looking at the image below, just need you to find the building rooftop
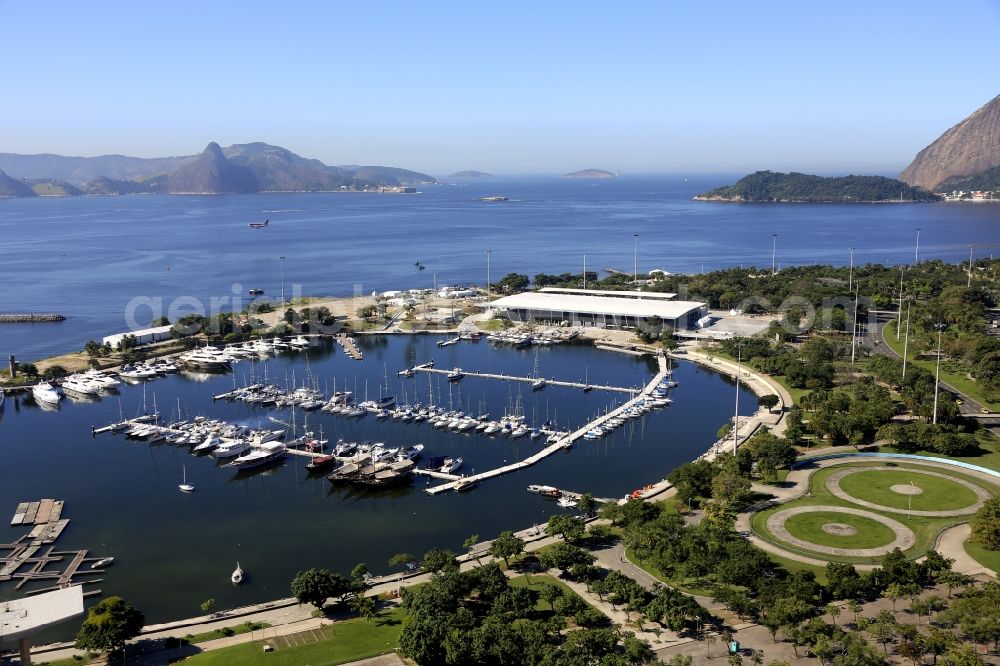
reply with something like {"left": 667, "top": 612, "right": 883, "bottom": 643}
{"left": 538, "top": 288, "right": 677, "bottom": 300}
{"left": 490, "top": 292, "right": 705, "bottom": 320}
{"left": 0, "top": 586, "right": 84, "bottom": 644}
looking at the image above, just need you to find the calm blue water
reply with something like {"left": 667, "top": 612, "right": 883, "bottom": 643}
{"left": 1, "top": 175, "right": 998, "bottom": 361}
{"left": 0, "top": 336, "right": 755, "bottom": 631}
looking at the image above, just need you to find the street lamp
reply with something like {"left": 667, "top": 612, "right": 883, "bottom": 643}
{"left": 968, "top": 243, "right": 975, "bottom": 288}
{"left": 848, "top": 247, "right": 855, "bottom": 291}
{"left": 279, "top": 256, "right": 286, "bottom": 306}
{"left": 932, "top": 323, "right": 946, "bottom": 425}
{"left": 486, "top": 250, "right": 492, "bottom": 301}
{"left": 914, "top": 227, "right": 921, "bottom": 264}
{"left": 771, "top": 233, "right": 778, "bottom": 276}
{"left": 733, "top": 343, "right": 742, "bottom": 455}
{"left": 633, "top": 234, "right": 639, "bottom": 286}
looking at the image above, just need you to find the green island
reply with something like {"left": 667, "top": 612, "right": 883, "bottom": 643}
{"left": 694, "top": 170, "right": 940, "bottom": 202}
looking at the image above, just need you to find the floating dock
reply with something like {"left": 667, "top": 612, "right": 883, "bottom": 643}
{"left": 424, "top": 353, "right": 670, "bottom": 494}
{"left": 336, "top": 335, "right": 364, "bottom": 360}
{"left": 412, "top": 366, "right": 638, "bottom": 394}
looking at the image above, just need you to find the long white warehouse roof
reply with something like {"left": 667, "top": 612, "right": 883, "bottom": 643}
{"left": 490, "top": 292, "right": 705, "bottom": 319}
{"left": 538, "top": 288, "right": 677, "bottom": 300}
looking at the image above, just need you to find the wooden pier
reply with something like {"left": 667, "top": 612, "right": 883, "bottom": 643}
{"left": 412, "top": 366, "right": 638, "bottom": 394}
{"left": 336, "top": 335, "right": 364, "bottom": 361}
{"left": 424, "top": 353, "right": 670, "bottom": 494}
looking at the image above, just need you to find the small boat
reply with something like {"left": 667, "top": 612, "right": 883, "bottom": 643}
{"left": 91, "top": 556, "right": 115, "bottom": 569}
{"left": 539, "top": 487, "right": 562, "bottom": 498}
{"left": 249, "top": 288, "right": 264, "bottom": 296}
{"left": 231, "top": 562, "right": 244, "bottom": 584}
{"left": 532, "top": 378, "right": 546, "bottom": 391}
{"left": 440, "top": 457, "right": 463, "bottom": 474}
{"left": 557, "top": 496, "right": 578, "bottom": 509}
{"left": 32, "top": 382, "right": 62, "bottom": 405}
{"left": 446, "top": 367, "right": 465, "bottom": 382}
{"left": 306, "top": 454, "right": 338, "bottom": 472}
{"left": 528, "top": 484, "right": 559, "bottom": 494}
{"left": 397, "top": 444, "right": 425, "bottom": 461}
{"left": 179, "top": 465, "right": 195, "bottom": 493}
{"left": 398, "top": 367, "right": 415, "bottom": 377}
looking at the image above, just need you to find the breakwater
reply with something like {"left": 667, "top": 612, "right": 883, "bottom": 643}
{"left": 0, "top": 313, "right": 65, "bottom": 323}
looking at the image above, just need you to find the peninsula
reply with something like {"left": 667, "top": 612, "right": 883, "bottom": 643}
{"left": 694, "top": 170, "right": 939, "bottom": 203}
{"left": 448, "top": 170, "right": 493, "bottom": 178}
{"left": 563, "top": 169, "right": 616, "bottom": 179}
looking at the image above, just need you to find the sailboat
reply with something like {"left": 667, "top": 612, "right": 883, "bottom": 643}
{"left": 179, "top": 465, "right": 195, "bottom": 493}
{"left": 231, "top": 562, "right": 244, "bottom": 584}
{"left": 531, "top": 348, "right": 545, "bottom": 390}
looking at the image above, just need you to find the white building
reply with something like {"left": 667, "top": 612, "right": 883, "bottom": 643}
{"left": 102, "top": 325, "right": 173, "bottom": 348}
{"left": 489, "top": 290, "right": 706, "bottom": 330}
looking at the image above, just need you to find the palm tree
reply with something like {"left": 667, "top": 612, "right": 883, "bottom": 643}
{"left": 351, "top": 594, "right": 376, "bottom": 622}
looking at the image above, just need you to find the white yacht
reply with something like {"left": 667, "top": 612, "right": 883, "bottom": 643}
{"left": 289, "top": 335, "right": 310, "bottom": 349}
{"left": 232, "top": 442, "right": 287, "bottom": 470}
{"left": 61, "top": 376, "right": 102, "bottom": 396}
{"left": 213, "top": 438, "right": 252, "bottom": 459}
{"left": 80, "top": 370, "right": 121, "bottom": 389}
{"left": 440, "top": 457, "right": 463, "bottom": 474}
{"left": 32, "top": 382, "right": 62, "bottom": 405}
{"left": 231, "top": 562, "right": 244, "bottom": 585}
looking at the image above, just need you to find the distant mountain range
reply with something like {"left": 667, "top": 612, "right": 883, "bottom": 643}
{"left": 900, "top": 93, "right": 1000, "bottom": 191}
{"left": 695, "top": 171, "right": 939, "bottom": 203}
{"left": 0, "top": 142, "right": 437, "bottom": 197}
{"left": 448, "top": 170, "right": 493, "bottom": 178}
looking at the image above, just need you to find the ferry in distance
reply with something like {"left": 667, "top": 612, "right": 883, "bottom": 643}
{"left": 248, "top": 219, "right": 269, "bottom": 229}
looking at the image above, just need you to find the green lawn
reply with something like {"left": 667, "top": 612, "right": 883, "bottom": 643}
{"left": 965, "top": 540, "right": 1000, "bottom": 575}
{"left": 783, "top": 511, "right": 897, "bottom": 549}
{"left": 750, "top": 461, "right": 997, "bottom": 564}
{"left": 837, "top": 469, "right": 980, "bottom": 511}
{"left": 184, "top": 621, "right": 271, "bottom": 644}
{"left": 181, "top": 605, "right": 405, "bottom": 666}
{"left": 623, "top": 546, "right": 716, "bottom": 597}
{"left": 509, "top": 574, "right": 595, "bottom": 613}
{"left": 883, "top": 321, "right": 1000, "bottom": 411}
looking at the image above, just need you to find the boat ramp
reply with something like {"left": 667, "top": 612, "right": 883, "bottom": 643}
{"left": 423, "top": 353, "right": 670, "bottom": 494}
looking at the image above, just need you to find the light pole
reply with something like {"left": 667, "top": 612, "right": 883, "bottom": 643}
{"left": 486, "top": 250, "right": 492, "bottom": 301}
{"left": 901, "top": 299, "right": 911, "bottom": 380}
{"left": 968, "top": 243, "right": 975, "bottom": 288}
{"left": 850, "top": 286, "right": 860, "bottom": 365}
{"left": 279, "top": 255, "right": 286, "bottom": 307}
{"left": 932, "top": 323, "right": 946, "bottom": 424}
{"left": 896, "top": 266, "right": 904, "bottom": 340}
{"left": 633, "top": 234, "right": 639, "bottom": 286}
{"left": 914, "top": 227, "right": 921, "bottom": 264}
{"left": 848, "top": 247, "right": 855, "bottom": 291}
{"left": 771, "top": 233, "right": 778, "bottom": 276}
{"left": 733, "top": 343, "right": 742, "bottom": 455}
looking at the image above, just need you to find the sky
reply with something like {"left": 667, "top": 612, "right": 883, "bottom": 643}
{"left": 1, "top": 1, "right": 998, "bottom": 174}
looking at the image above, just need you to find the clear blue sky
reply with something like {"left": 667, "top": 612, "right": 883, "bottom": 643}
{"left": 1, "top": 0, "right": 998, "bottom": 174}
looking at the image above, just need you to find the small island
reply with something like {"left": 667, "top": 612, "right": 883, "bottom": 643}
{"left": 694, "top": 170, "right": 940, "bottom": 203}
{"left": 449, "top": 170, "right": 493, "bottom": 178}
{"left": 563, "top": 169, "right": 616, "bottom": 179}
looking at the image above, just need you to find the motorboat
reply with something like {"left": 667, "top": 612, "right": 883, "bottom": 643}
{"left": 440, "top": 457, "right": 463, "bottom": 474}
{"left": 91, "top": 557, "right": 115, "bottom": 569}
{"left": 305, "top": 454, "right": 339, "bottom": 472}
{"left": 178, "top": 348, "right": 231, "bottom": 371}
{"left": 289, "top": 335, "right": 310, "bottom": 349}
{"left": 231, "top": 562, "right": 244, "bottom": 584}
{"left": 193, "top": 436, "right": 221, "bottom": 454}
{"left": 557, "top": 496, "right": 578, "bottom": 509}
{"left": 446, "top": 367, "right": 465, "bottom": 381}
{"left": 532, "top": 378, "right": 546, "bottom": 391}
{"left": 232, "top": 442, "right": 287, "bottom": 470}
{"left": 32, "top": 382, "right": 62, "bottom": 405}
{"left": 528, "top": 484, "right": 559, "bottom": 494}
{"left": 213, "top": 438, "right": 252, "bottom": 459}
{"left": 397, "top": 444, "right": 424, "bottom": 461}
{"left": 334, "top": 440, "right": 358, "bottom": 457}
{"left": 398, "top": 367, "right": 415, "bottom": 378}
{"left": 61, "top": 376, "right": 102, "bottom": 396}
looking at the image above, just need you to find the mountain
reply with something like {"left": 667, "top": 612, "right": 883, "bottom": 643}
{"left": 695, "top": 171, "right": 939, "bottom": 203}
{"left": 0, "top": 169, "right": 37, "bottom": 197}
{"left": 0, "top": 142, "right": 436, "bottom": 194}
{"left": 563, "top": 169, "right": 616, "bottom": 179}
{"left": 167, "top": 143, "right": 259, "bottom": 194}
{"left": 938, "top": 165, "right": 1000, "bottom": 193}
{"left": 28, "top": 179, "right": 83, "bottom": 197}
{"left": 900, "top": 93, "right": 1000, "bottom": 190}
{"left": 449, "top": 170, "right": 493, "bottom": 178}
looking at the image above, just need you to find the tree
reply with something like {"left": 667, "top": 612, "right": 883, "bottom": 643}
{"left": 42, "top": 365, "right": 67, "bottom": 381}
{"left": 668, "top": 655, "right": 693, "bottom": 666}
{"left": 667, "top": 460, "right": 714, "bottom": 504}
{"left": 539, "top": 542, "right": 595, "bottom": 576}
{"left": 867, "top": 612, "right": 896, "bottom": 654}
{"left": 898, "top": 639, "right": 927, "bottom": 666}
{"left": 290, "top": 568, "right": 350, "bottom": 609}
{"left": 548, "top": 514, "right": 586, "bottom": 543}
{"left": 464, "top": 534, "right": 481, "bottom": 564}
{"left": 350, "top": 594, "right": 376, "bottom": 622}
{"left": 388, "top": 552, "right": 416, "bottom": 577}
{"left": 539, "top": 582, "right": 563, "bottom": 610}
{"left": 74, "top": 596, "right": 145, "bottom": 655}
{"left": 200, "top": 598, "right": 216, "bottom": 616}
{"left": 885, "top": 582, "right": 904, "bottom": 612}
{"left": 971, "top": 497, "right": 1000, "bottom": 550}
{"left": 824, "top": 602, "right": 841, "bottom": 626}
{"left": 488, "top": 531, "right": 524, "bottom": 567}
{"left": 847, "top": 599, "right": 863, "bottom": 625}
{"left": 577, "top": 493, "right": 597, "bottom": 516}
{"left": 940, "top": 644, "right": 987, "bottom": 666}
{"left": 706, "top": 634, "right": 716, "bottom": 658}
{"left": 937, "top": 571, "right": 973, "bottom": 598}
{"left": 421, "top": 548, "right": 458, "bottom": 574}
{"left": 923, "top": 626, "right": 956, "bottom": 665}
{"left": 758, "top": 394, "right": 780, "bottom": 412}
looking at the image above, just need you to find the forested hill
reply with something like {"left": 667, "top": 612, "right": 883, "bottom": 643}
{"left": 695, "top": 171, "right": 940, "bottom": 203}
